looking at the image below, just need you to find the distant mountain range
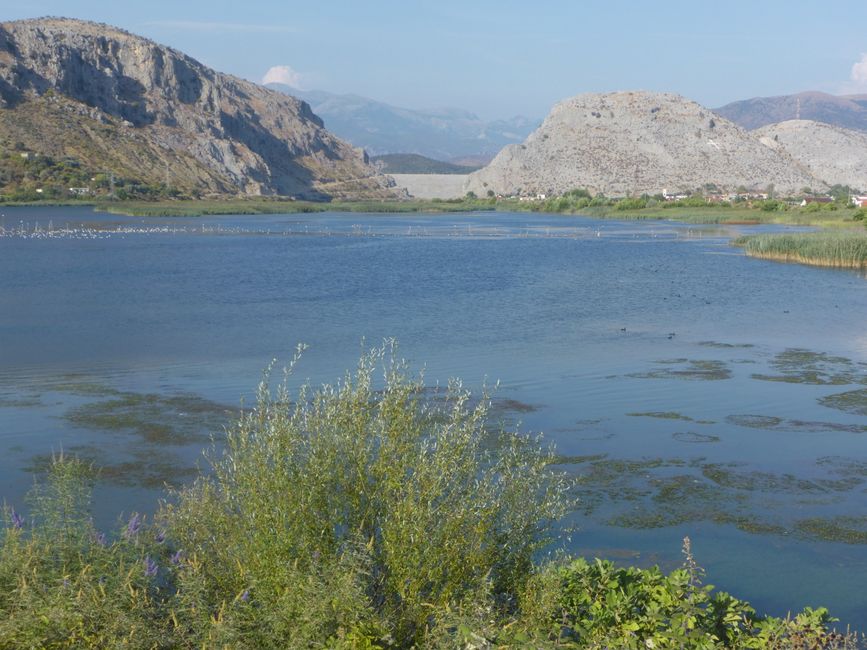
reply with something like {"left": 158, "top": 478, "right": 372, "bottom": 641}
{"left": 370, "top": 154, "right": 480, "bottom": 175}
{"left": 267, "top": 86, "right": 536, "bottom": 164}
{"left": 715, "top": 91, "right": 867, "bottom": 132}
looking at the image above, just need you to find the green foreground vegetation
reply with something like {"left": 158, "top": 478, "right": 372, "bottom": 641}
{"left": 1, "top": 346, "right": 861, "bottom": 648}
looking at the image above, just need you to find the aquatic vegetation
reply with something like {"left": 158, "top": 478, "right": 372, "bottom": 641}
{"left": 672, "top": 431, "right": 720, "bottom": 443}
{"left": 726, "top": 414, "right": 785, "bottom": 429}
{"left": 696, "top": 341, "right": 755, "bottom": 349}
{"left": 725, "top": 413, "right": 867, "bottom": 433}
{"left": 794, "top": 517, "right": 867, "bottom": 545}
{"left": 628, "top": 411, "right": 695, "bottom": 421}
{"left": 734, "top": 230, "right": 867, "bottom": 269}
{"left": 63, "top": 391, "right": 233, "bottom": 445}
{"left": 627, "top": 359, "right": 732, "bottom": 381}
{"left": 752, "top": 348, "right": 867, "bottom": 386}
{"left": 820, "top": 388, "right": 867, "bottom": 416}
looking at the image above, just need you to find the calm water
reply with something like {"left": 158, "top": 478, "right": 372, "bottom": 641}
{"left": 1, "top": 206, "right": 866, "bottom": 627}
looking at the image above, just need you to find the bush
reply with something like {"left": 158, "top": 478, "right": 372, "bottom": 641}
{"left": 164, "top": 343, "right": 568, "bottom": 645}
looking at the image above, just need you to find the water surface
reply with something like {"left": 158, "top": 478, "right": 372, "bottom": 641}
{"left": 1, "top": 206, "right": 866, "bottom": 627}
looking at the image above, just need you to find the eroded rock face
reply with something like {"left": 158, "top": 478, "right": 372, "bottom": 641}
{"left": 0, "top": 17, "right": 398, "bottom": 198}
{"left": 465, "top": 91, "right": 824, "bottom": 197}
{"left": 757, "top": 120, "right": 867, "bottom": 191}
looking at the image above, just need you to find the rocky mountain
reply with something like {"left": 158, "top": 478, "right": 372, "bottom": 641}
{"left": 715, "top": 91, "right": 867, "bottom": 132}
{"left": 270, "top": 86, "right": 536, "bottom": 163}
{"left": 0, "top": 17, "right": 398, "bottom": 199}
{"left": 756, "top": 120, "right": 867, "bottom": 191}
{"left": 464, "top": 91, "right": 823, "bottom": 198}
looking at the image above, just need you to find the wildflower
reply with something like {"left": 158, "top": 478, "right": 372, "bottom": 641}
{"left": 95, "top": 531, "right": 107, "bottom": 546}
{"left": 10, "top": 509, "right": 24, "bottom": 530}
{"left": 144, "top": 555, "right": 158, "bottom": 577}
{"left": 155, "top": 529, "right": 166, "bottom": 544}
{"left": 124, "top": 513, "right": 142, "bottom": 539}
{"left": 170, "top": 549, "right": 184, "bottom": 566}
{"left": 240, "top": 589, "right": 250, "bottom": 602}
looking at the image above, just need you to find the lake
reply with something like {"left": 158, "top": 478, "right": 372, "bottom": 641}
{"left": 1, "top": 206, "right": 866, "bottom": 628}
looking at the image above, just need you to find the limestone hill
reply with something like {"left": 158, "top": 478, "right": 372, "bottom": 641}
{"left": 465, "top": 91, "right": 823, "bottom": 198}
{"left": 756, "top": 120, "right": 867, "bottom": 191}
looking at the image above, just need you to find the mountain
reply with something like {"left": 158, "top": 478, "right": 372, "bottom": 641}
{"left": 714, "top": 91, "right": 867, "bottom": 132}
{"left": 370, "top": 153, "right": 480, "bottom": 174}
{"left": 268, "top": 86, "right": 536, "bottom": 163}
{"left": 464, "top": 91, "right": 823, "bottom": 198}
{"left": 756, "top": 120, "right": 867, "bottom": 191}
{"left": 0, "top": 17, "right": 398, "bottom": 199}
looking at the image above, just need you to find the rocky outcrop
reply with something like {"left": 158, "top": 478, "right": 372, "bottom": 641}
{"left": 0, "top": 17, "right": 399, "bottom": 198}
{"left": 756, "top": 120, "right": 867, "bottom": 191}
{"left": 464, "top": 91, "right": 824, "bottom": 197}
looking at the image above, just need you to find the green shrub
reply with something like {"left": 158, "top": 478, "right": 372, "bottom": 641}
{"left": 164, "top": 343, "right": 568, "bottom": 645}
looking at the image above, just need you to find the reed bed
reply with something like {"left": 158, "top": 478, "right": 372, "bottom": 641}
{"left": 734, "top": 231, "right": 867, "bottom": 270}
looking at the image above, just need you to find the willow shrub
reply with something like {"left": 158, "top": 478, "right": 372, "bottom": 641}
{"left": 164, "top": 343, "right": 569, "bottom": 646}
{"left": 0, "top": 457, "right": 171, "bottom": 648}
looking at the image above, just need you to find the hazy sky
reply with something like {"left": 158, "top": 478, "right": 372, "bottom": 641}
{"left": 3, "top": 0, "right": 867, "bottom": 120}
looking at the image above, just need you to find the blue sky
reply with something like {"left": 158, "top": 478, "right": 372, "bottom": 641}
{"left": 2, "top": 1, "right": 867, "bottom": 120}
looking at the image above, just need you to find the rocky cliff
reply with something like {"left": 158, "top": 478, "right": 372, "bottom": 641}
{"left": 464, "top": 91, "right": 823, "bottom": 197}
{"left": 0, "top": 17, "right": 398, "bottom": 199}
{"left": 756, "top": 120, "right": 867, "bottom": 191}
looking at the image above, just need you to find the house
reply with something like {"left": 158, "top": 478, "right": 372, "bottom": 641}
{"left": 800, "top": 196, "right": 833, "bottom": 206}
{"left": 851, "top": 195, "right": 867, "bottom": 208}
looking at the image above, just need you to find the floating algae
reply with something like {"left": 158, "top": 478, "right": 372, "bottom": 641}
{"left": 628, "top": 411, "right": 694, "bottom": 421}
{"left": 725, "top": 414, "right": 784, "bottom": 429}
{"left": 26, "top": 446, "right": 198, "bottom": 489}
{"left": 725, "top": 413, "right": 867, "bottom": 433}
{"left": 819, "top": 388, "right": 867, "bottom": 417}
{"left": 672, "top": 431, "right": 720, "bottom": 443}
{"left": 627, "top": 411, "right": 717, "bottom": 424}
{"left": 63, "top": 391, "right": 235, "bottom": 445}
{"left": 696, "top": 341, "right": 755, "bottom": 349}
{"left": 794, "top": 517, "right": 867, "bottom": 545}
{"left": 627, "top": 359, "right": 731, "bottom": 381}
{"left": 752, "top": 349, "right": 867, "bottom": 386}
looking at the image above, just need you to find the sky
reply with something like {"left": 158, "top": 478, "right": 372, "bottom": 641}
{"left": 2, "top": 0, "right": 867, "bottom": 120}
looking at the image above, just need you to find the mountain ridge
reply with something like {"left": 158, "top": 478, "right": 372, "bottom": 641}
{"left": 0, "top": 17, "right": 399, "bottom": 199}
{"left": 270, "top": 85, "right": 536, "bottom": 163}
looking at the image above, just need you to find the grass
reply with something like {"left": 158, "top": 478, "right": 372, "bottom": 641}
{"left": 733, "top": 231, "right": 867, "bottom": 269}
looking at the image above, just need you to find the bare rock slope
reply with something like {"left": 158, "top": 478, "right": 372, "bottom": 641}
{"left": 756, "top": 120, "right": 867, "bottom": 191}
{"left": 0, "top": 17, "right": 397, "bottom": 198}
{"left": 465, "top": 91, "right": 823, "bottom": 197}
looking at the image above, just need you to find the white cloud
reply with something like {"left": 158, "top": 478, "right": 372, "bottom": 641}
{"left": 145, "top": 21, "right": 294, "bottom": 34}
{"left": 262, "top": 65, "right": 304, "bottom": 89}
{"left": 851, "top": 53, "right": 867, "bottom": 89}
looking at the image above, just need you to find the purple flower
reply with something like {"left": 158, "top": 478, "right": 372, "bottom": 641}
{"left": 95, "top": 531, "right": 107, "bottom": 547}
{"left": 240, "top": 589, "right": 250, "bottom": 602}
{"left": 143, "top": 555, "right": 158, "bottom": 577}
{"left": 10, "top": 509, "right": 24, "bottom": 530}
{"left": 170, "top": 550, "right": 184, "bottom": 566}
{"left": 155, "top": 529, "right": 166, "bottom": 544}
{"left": 124, "top": 513, "right": 142, "bottom": 539}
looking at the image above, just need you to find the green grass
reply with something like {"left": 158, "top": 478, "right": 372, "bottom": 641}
{"left": 733, "top": 231, "right": 867, "bottom": 269}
